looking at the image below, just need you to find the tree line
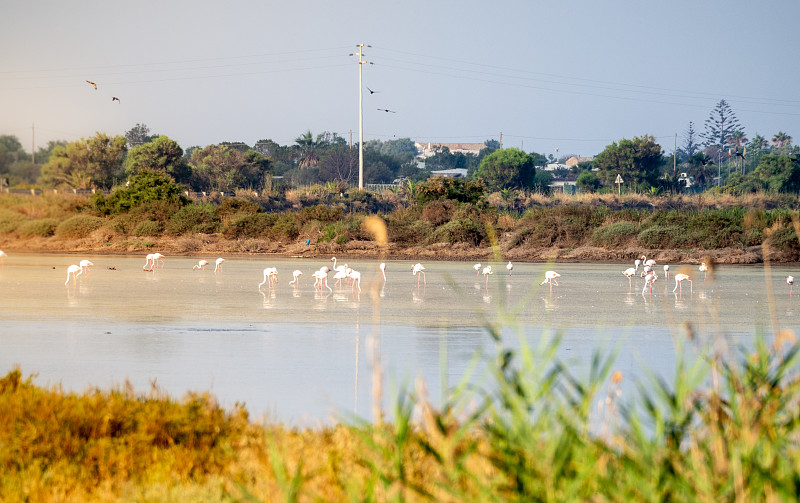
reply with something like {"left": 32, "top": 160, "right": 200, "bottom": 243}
{"left": 0, "top": 99, "right": 797, "bottom": 196}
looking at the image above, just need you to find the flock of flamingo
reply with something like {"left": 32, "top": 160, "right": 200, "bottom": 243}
{"left": 0, "top": 249, "right": 794, "bottom": 296}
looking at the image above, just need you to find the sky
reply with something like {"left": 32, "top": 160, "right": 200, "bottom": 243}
{"left": 2, "top": 0, "right": 798, "bottom": 160}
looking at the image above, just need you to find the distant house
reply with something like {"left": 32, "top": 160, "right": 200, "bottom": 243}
{"left": 542, "top": 163, "right": 570, "bottom": 171}
{"left": 415, "top": 142, "right": 485, "bottom": 159}
{"left": 565, "top": 156, "right": 594, "bottom": 167}
{"left": 549, "top": 176, "right": 578, "bottom": 194}
{"left": 430, "top": 168, "right": 468, "bottom": 178}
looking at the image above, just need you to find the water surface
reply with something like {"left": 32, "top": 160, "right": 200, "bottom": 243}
{"left": 0, "top": 253, "right": 796, "bottom": 424}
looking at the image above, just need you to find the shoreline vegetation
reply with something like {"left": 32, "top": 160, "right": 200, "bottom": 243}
{"left": 1, "top": 184, "right": 799, "bottom": 265}
{"left": 2, "top": 331, "right": 799, "bottom": 501}
{"left": 4, "top": 182, "right": 800, "bottom": 500}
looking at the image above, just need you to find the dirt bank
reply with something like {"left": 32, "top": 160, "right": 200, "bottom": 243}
{"left": 1, "top": 232, "right": 789, "bottom": 265}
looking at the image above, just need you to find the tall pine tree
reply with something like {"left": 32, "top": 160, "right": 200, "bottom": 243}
{"left": 700, "top": 100, "right": 743, "bottom": 148}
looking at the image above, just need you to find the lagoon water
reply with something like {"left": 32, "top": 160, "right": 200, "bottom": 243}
{"left": 0, "top": 253, "right": 797, "bottom": 425}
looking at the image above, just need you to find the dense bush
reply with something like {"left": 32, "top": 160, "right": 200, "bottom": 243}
{"left": 132, "top": 220, "right": 162, "bottom": 236}
{"left": 55, "top": 215, "right": 104, "bottom": 238}
{"left": 421, "top": 199, "right": 455, "bottom": 226}
{"left": 767, "top": 227, "right": 800, "bottom": 251}
{"left": 16, "top": 218, "right": 59, "bottom": 238}
{"left": 296, "top": 204, "right": 343, "bottom": 224}
{"left": 430, "top": 218, "right": 486, "bottom": 246}
{"left": 90, "top": 169, "right": 189, "bottom": 216}
{"left": 415, "top": 177, "right": 486, "bottom": 205}
{"left": 165, "top": 204, "right": 220, "bottom": 235}
{"left": 272, "top": 214, "right": 299, "bottom": 239}
{"left": 637, "top": 224, "right": 688, "bottom": 249}
{"left": 0, "top": 209, "right": 26, "bottom": 234}
{"left": 591, "top": 221, "right": 638, "bottom": 247}
{"left": 223, "top": 212, "right": 278, "bottom": 239}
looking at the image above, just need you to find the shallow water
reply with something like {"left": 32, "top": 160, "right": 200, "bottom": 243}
{"left": 0, "top": 253, "right": 797, "bottom": 424}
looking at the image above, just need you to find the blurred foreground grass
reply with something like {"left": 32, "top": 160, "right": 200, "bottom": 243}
{"left": 2, "top": 326, "right": 800, "bottom": 502}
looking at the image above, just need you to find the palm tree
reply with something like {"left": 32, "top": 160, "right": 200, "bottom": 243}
{"left": 772, "top": 131, "right": 793, "bottom": 148}
{"left": 727, "top": 130, "right": 748, "bottom": 151}
{"left": 294, "top": 130, "right": 320, "bottom": 169}
{"left": 749, "top": 134, "right": 769, "bottom": 150}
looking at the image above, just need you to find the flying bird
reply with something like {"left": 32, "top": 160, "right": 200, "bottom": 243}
{"left": 366, "top": 86, "right": 378, "bottom": 94}
{"left": 86, "top": 80, "right": 97, "bottom": 90}
{"left": 111, "top": 97, "right": 120, "bottom": 103}
{"left": 377, "top": 108, "right": 395, "bottom": 113}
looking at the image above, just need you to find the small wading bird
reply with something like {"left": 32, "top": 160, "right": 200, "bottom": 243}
{"left": 788, "top": 275, "right": 794, "bottom": 296}
{"left": 112, "top": 96, "right": 120, "bottom": 103}
{"left": 642, "top": 272, "right": 657, "bottom": 295}
{"left": 673, "top": 273, "right": 692, "bottom": 294}
{"left": 482, "top": 265, "right": 493, "bottom": 287}
{"left": 79, "top": 259, "right": 94, "bottom": 275}
{"left": 507, "top": 261, "right": 514, "bottom": 275}
{"left": 86, "top": 80, "right": 97, "bottom": 90}
{"left": 289, "top": 270, "right": 302, "bottom": 285}
{"left": 192, "top": 260, "right": 209, "bottom": 271}
{"left": 623, "top": 267, "right": 637, "bottom": 288}
{"left": 258, "top": 267, "right": 278, "bottom": 289}
{"left": 699, "top": 262, "right": 709, "bottom": 280}
{"left": 214, "top": 258, "right": 225, "bottom": 273}
{"left": 540, "top": 270, "right": 560, "bottom": 292}
{"left": 411, "top": 263, "right": 426, "bottom": 286}
{"left": 65, "top": 264, "right": 82, "bottom": 285}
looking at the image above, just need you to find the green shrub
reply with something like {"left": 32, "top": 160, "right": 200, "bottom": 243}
{"left": 132, "top": 220, "right": 162, "bottom": 237}
{"left": 17, "top": 218, "right": 59, "bottom": 238}
{"left": 272, "top": 214, "right": 299, "bottom": 239}
{"left": 165, "top": 203, "right": 220, "bottom": 235}
{"left": 91, "top": 169, "right": 189, "bottom": 215}
{"left": 430, "top": 219, "right": 486, "bottom": 246}
{"left": 296, "top": 204, "right": 343, "bottom": 224}
{"left": 55, "top": 215, "right": 105, "bottom": 238}
{"left": 421, "top": 200, "right": 455, "bottom": 226}
{"left": 217, "top": 197, "right": 262, "bottom": 222}
{"left": 591, "top": 222, "right": 638, "bottom": 247}
{"left": 637, "top": 224, "right": 687, "bottom": 249}
{"left": 223, "top": 212, "right": 278, "bottom": 239}
{"left": 768, "top": 227, "right": 800, "bottom": 251}
{"left": 319, "top": 221, "right": 351, "bottom": 244}
{"left": 0, "top": 209, "right": 26, "bottom": 234}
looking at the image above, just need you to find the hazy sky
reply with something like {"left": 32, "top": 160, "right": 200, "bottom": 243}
{"left": 2, "top": 1, "right": 798, "bottom": 159}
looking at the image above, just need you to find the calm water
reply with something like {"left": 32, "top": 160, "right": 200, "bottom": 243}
{"left": 0, "top": 253, "right": 797, "bottom": 425}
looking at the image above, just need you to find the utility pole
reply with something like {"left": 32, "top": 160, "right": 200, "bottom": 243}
{"left": 499, "top": 131, "right": 503, "bottom": 150}
{"left": 31, "top": 123, "right": 35, "bottom": 164}
{"left": 673, "top": 133, "right": 677, "bottom": 177}
{"left": 350, "top": 44, "right": 371, "bottom": 189}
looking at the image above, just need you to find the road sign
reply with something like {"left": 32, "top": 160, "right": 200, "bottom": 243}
{"left": 615, "top": 174, "right": 623, "bottom": 184}
{"left": 615, "top": 174, "right": 623, "bottom": 195}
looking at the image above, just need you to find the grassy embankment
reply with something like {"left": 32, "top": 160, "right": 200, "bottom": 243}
{"left": 1, "top": 190, "right": 799, "bottom": 262}
{"left": 2, "top": 326, "right": 800, "bottom": 501}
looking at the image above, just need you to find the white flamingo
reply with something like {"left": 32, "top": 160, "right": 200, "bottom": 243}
{"left": 699, "top": 262, "right": 709, "bottom": 280}
{"left": 331, "top": 257, "right": 346, "bottom": 274}
{"left": 411, "top": 263, "right": 426, "bottom": 286}
{"left": 673, "top": 273, "right": 692, "bottom": 294}
{"left": 634, "top": 258, "right": 641, "bottom": 273}
{"left": 0, "top": 250, "right": 6, "bottom": 265}
{"left": 258, "top": 267, "right": 278, "bottom": 289}
{"left": 79, "top": 259, "right": 94, "bottom": 274}
{"left": 152, "top": 253, "right": 165, "bottom": 268}
{"left": 143, "top": 253, "right": 155, "bottom": 270}
{"left": 349, "top": 270, "right": 362, "bottom": 292}
{"left": 506, "top": 261, "right": 513, "bottom": 275}
{"left": 540, "top": 270, "right": 560, "bottom": 292}
{"left": 289, "top": 270, "right": 303, "bottom": 285}
{"left": 379, "top": 262, "right": 386, "bottom": 281}
{"left": 473, "top": 263, "right": 481, "bottom": 277}
{"left": 787, "top": 275, "right": 794, "bottom": 296}
{"left": 192, "top": 260, "right": 209, "bottom": 271}
{"left": 65, "top": 264, "right": 82, "bottom": 285}
{"left": 663, "top": 264, "right": 670, "bottom": 280}
{"left": 312, "top": 268, "right": 331, "bottom": 291}
{"left": 482, "top": 265, "right": 493, "bottom": 287}
{"left": 214, "top": 258, "right": 225, "bottom": 273}
{"left": 333, "top": 267, "right": 348, "bottom": 287}
{"left": 623, "top": 267, "right": 637, "bottom": 288}
{"left": 642, "top": 272, "right": 657, "bottom": 295}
